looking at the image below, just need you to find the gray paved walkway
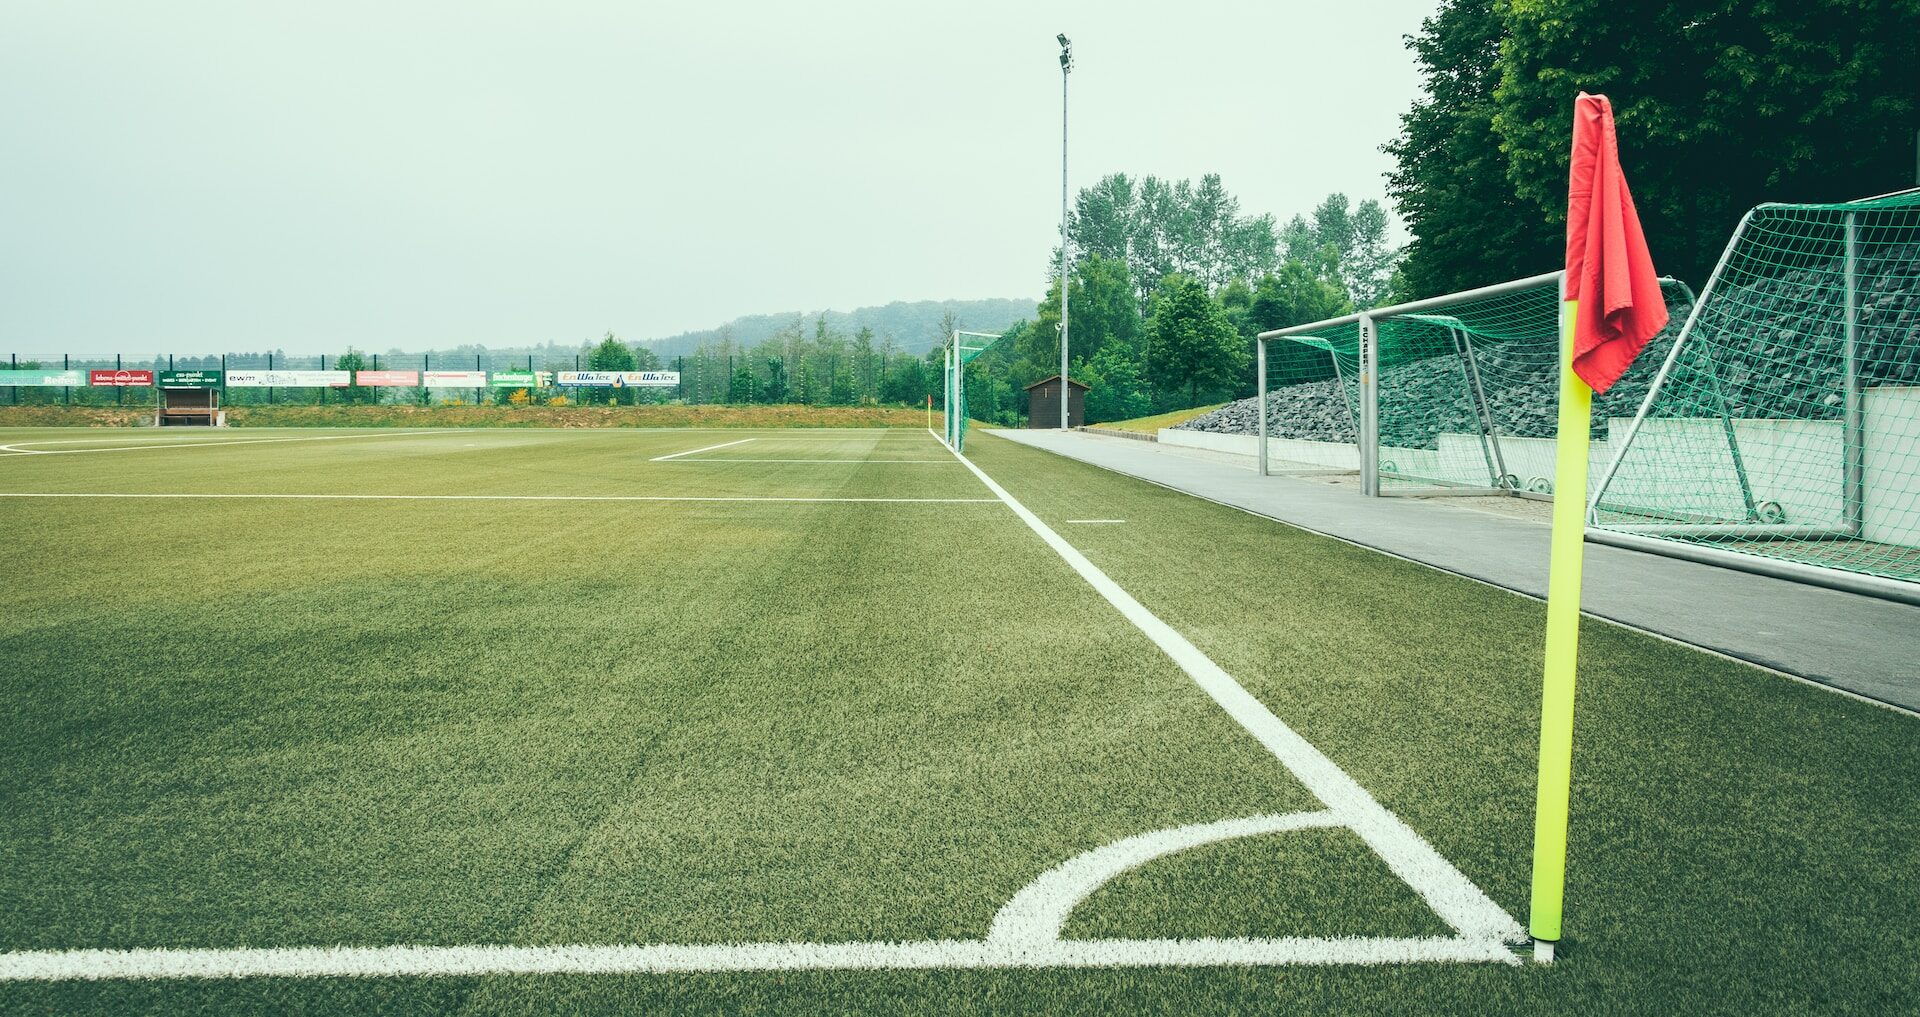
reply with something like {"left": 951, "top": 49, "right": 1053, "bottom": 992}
{"left": 988, "top": 428, "right": 1920, "bottom": 714}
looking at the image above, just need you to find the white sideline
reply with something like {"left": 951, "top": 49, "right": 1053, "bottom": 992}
{"left": 0, "top": 430, "right": 460, "bottom": 455}
{"left": 649, "top": 437, "right": 755, "bottom": 461}
{"left": 0, "top": 492, "right": 997, "bottom": 505}
{"left": 933, "top": 428, "right": 1525, "bottom": 947}
{"left": 0, "top": 936, "right": 1514, "bottom": 981}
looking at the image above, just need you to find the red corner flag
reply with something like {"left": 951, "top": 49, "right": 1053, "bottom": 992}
{"left": 1565, "top": 92, "right": 1667, "bottom": 393}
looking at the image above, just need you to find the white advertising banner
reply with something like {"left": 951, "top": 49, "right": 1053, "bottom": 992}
{"left": 223, "top": 370, "right": 350, "bottom": 387}
{"left": 556, "top": 371, "right": 681, "bottom": 388}
{"left": 421, "top": 371, "right": 489, "bottom": 387}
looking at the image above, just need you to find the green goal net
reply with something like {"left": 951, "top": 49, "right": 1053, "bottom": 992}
{"left": 1262, "top": 275, "right": 1693, "bottom": 494}
{"left": 1260, "top": 325, "right": 1363, "bottom": 474}
{"left": 1368, "top": 277, "right": 1695, "bottom": 494}
{"left": 1590, "top": 191, "right": 1920, "bottom": 589}
{"left": 945, "top": 330, "right": 1003, "bottom": 452}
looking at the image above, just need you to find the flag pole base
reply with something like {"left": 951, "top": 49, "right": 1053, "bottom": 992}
{"left": 1533, "top": 939, "right": 1557, "bottom": 964}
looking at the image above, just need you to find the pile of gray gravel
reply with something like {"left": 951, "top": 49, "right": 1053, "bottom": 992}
{"left": 1178, "top": 251, "right": 1920, "bottom": 446}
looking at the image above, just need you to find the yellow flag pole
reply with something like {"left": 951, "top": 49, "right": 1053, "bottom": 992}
{"left": 1530, "top": 288, "right": 1591, "bottom": 963}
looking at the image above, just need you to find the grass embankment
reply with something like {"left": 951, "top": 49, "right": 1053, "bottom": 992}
{"left": 0, "top": 403, "right": 931, "bottom": 429}
{"left": 1088, "top": 403, "right": 1226, "bottom": 434}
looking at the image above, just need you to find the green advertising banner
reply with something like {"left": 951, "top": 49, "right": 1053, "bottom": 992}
{"left": 489, "top": 371, "right": 538, "bottom": 387}
{"left": 0, "top": 369, "right": 86, "bottom": 386}
{"left": 157, "top": 370, "right": 223, "bottom": 388}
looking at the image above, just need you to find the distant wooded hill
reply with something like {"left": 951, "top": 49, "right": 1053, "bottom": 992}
{"left": 640, "top": 298, "right": 1036, "bottom": 358}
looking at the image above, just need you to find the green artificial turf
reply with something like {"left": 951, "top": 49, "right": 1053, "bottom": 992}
{"left": 1, "top": 426, "right": 1914, "bottom": 1015}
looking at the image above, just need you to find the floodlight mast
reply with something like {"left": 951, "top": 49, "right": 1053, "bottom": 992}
{"left": 1056, "top": 33, "right": 1072, "bottom": 429}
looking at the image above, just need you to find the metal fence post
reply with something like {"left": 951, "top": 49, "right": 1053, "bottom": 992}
{"left": 64, "top": 354, "right": 70, "bottom": 404}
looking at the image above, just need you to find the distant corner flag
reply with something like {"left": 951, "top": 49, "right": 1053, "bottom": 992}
{"left": 1529, "top": 91, "right": 1666, "bottom": 964}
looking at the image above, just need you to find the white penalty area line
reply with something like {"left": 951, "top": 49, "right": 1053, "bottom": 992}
{"left": 0, "top": 492, "right": 998, "bottom": 505}
{"left": 932, "top": 428, "right": 1525, "bottom": 952}
{"left": 649, "top": 437, "right": 755, "bottom": 461}
{"left": 0, "top": 430, "right": 461, "bottom": 456}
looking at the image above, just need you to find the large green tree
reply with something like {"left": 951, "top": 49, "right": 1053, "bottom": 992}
{"left": 1144, "top": 275, "right": 1247, "bottom": 407}
{"left": 1496, "top": 0, "right": 1918, "bottom": 285}
{"left": 585, "top": 332, "right": 637, "bottom": 405}
{"left": 1392, "top": 0, "right": 1920, "bottom": 295}
{"left": 1279, "top": 194, "right": 1401, "bottom": 307}
{"left": 1070, "top": 173, "right": 1279, "bottom": 305}
{"left": 1034, "top": 254, "right": 1141, "bottom": 367}
{"left": 334, "top": 348, "right": 376, "bottom": 404}
{"left": 1385, "top": 0, "right": 1556, "bottom": 297}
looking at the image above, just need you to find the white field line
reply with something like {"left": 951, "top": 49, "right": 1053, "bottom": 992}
{"left": 0, "top": 935, "right": 1515, "bottom": 981}
{"left": 933, "top": 428, "right": 1525, "bottom": 948}
{"left": 989, "top": 812, "right": 1341, "bottom": 945}
{"left": 662, "top": 458, "right": 958, "bottom": 464}
{"left": 0, "top": 430, "right": 461, "bottom": 456}
{"left": 649, "top": 438, "right": 755, "bottom": 461}
{"left": 0, "top": 492, "right": 999, "bottom": 505}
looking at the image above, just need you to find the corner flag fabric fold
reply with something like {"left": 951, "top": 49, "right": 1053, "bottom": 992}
{"left": 1564, "top": 92, "right": 1667, "bottom": 394}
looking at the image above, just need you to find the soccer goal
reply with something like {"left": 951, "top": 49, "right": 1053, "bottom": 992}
{"left": 1587, "top": 191, "right": 1920, "bottom": 601}
{"left": 1255, "top": 322, "right": 1363, "bottom": 475}
{"left": 1257, "top": 274, "right": 1693, "bottom": 496}
{"left": 944, "top": 330, "right": 1004, "bottom": 452}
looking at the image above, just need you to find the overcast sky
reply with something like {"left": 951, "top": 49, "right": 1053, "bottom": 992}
{"left": 1, "top": 1, "right": 1438, "bottom": 355}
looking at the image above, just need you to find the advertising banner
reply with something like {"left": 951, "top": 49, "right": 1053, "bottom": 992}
{"left": 556, "top": 371, "right": 680, "bottom": 388}
{"left": 88, "top": 369, "right": 155, "bottom": 387}
{"left": 355, "top": 370, "right": 419, "bottom": 386}
{"left": 488, "top": 371, "right": 539, "bottom": 387}
{"left": 0, "top": 369, "right": 87, "bottom": 386}
{"left": 422, "top": 370, "right": 488, "bottom": 387}
{"left": 224, "top": 370, "right": 351, "bottom": 387}
{"left": 156, "top": 370, "right": 223, "bottom": 388}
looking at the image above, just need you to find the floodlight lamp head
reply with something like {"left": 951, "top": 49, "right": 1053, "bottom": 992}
{"left": 1057, "top": 33, "right": 1069, "bottom": 47}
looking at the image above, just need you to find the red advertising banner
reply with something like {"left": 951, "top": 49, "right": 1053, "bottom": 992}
{"left": 355, "top": 370, "right": 420, "bottom": 387}
{"left": 88, "top": 369, "right": 155, "bottom": 387}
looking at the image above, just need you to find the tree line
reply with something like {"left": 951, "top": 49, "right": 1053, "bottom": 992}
{"left": 1388, "top": 0, "right": 1916, "bottom": 296}
{"left": 959, "top": 175, "right": 1390, "bottom": 427}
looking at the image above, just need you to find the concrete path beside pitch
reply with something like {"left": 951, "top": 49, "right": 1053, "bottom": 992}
{"left": 988, "top": 428, "right": 1920, "bottom": 714}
